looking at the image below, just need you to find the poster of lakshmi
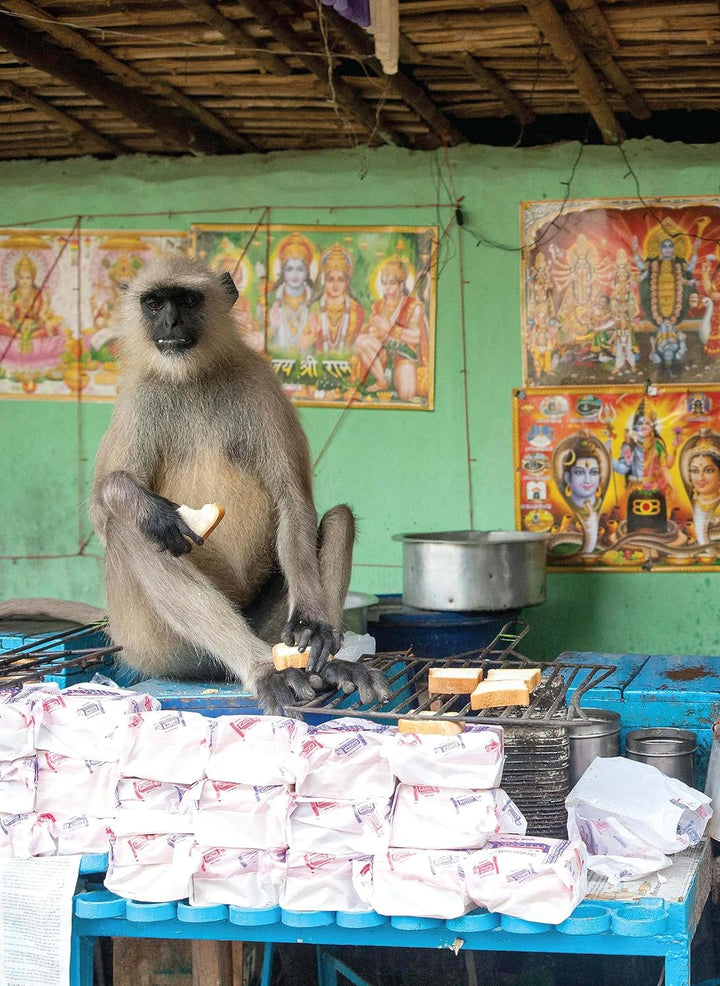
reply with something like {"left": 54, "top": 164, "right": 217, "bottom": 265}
{"left": 0, "top": 229, "right": 188, "bottom": 400}
{"left": 514, "top": 386, "right": 720, "bottom": 572}
{"left": 521, "top": 196, "right": 720, "bottom": 388}
{"left": 191, "top": 223, "right": 437, "bottom": 409}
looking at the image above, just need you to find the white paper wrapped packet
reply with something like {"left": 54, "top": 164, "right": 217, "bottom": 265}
{"left": 566, "top": 757, "right": 712, "bottom": 858}
{"left": 0, "top": 812, "right": 55, "bottom": 857}
{"left": 387, "top": 726, "right": 504, "bottom": 790}
{"left": 105, "top": 833, "right": 197, "bottom": 902}
{"left": 207, "top": 715, "right": 307, "bottom": 785}
{"left": 182, "top": 781, "right": 292, "bottom": 849}
{"left": 289, "top": 797, "right": 392, "bottom": 854}
{"left": 34, "top": 690, "right": 136, "bottom": 762}
{"left": 390, "top": 785, "right": 526, "bottom": 850}
{"left": 0, "top": 704, "right": 37, "bottom": 759}
{"left": 190, "top": 847, "right": 286, "bottom": 907}
{"left": 39, "top": 812, "right": 111, "bottom": 855}
{"left": 465, "top": 835, "right": 587, "bottom": 924}
{"left": 36, "top": 751, "right": 120, "bottom": 818}
{"left": 0, "top": 756, "right": 36, "bottom": 814}
{"left": 113, "top": 778, "right": 191, "bottom": 837}
{"left": 281, "top": 851, "right": 371, "bottom": 912}
{"left": 355, "top": 849, "right": 473, "bottom": 919}
{"left": 123, "top": 710, "right": 210, "bottom": 784}
{"left": 290, "top": 719, "right": 395, "bottom": 798}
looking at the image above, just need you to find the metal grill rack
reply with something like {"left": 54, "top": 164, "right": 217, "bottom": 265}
{"left": 286, "top": 619, "right": 618, "bottom": 839}
{"left": 0, "top": 622, "right": 119, "bottom": 688}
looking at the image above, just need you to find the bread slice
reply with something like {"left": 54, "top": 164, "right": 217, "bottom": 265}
{"left": 271, "top": 641, "right": 336, "bottom": 671}
{"left": 428, "top": 667, "right": 483, "bottom": 694}
{"left": 485, "top": 667, "right": 542, "bottom": 691}
{"left": 177, "top": 502, "right": 225, "bottom": 539}
{"left": 397, "top": 714, "right": 465, "bottom": 736}
{"left": 470, "top": 680, "right": 530, "bottom": 710}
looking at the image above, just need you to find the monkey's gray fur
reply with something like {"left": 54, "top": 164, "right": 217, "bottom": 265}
{"left": 90, "top": 252, "right": 389, "bottom": 713}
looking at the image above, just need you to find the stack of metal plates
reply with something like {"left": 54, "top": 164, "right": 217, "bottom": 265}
{"left": 500, "top": 724, "right": 570, "bottom": 839}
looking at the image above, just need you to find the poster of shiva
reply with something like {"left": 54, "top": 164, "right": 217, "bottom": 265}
{"left": 521, "top": 197, "right": 720, "bottom": 387}
{"left": 513, "top": 385, "right": 720, "bottom": 572}
{"left": 191, "top": 223, "right": 437, "bottom": 409}
{"left": 0, "top": 228, "right": 188, "bottom": 400}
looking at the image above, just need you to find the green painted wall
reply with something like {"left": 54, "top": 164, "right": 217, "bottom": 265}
{"left": 2, "top": 140, "right": 720, "bottom": 662}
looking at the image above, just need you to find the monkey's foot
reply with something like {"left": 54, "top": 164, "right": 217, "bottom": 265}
{"left": 317, "top": 659, "right": 392, "bottom": 706}
{"left": 255, "top": 666, "right": 317, "bottom": 717}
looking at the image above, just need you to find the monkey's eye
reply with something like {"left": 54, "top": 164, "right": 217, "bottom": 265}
{"left": 183, "top": 291, "right": 201, "bottom": 308}
{"left": 143, "top": 295, "right": 164, "bottom": 313}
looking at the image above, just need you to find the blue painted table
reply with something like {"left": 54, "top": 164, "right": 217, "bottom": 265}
{"left": 560, "top": 651, "right": 720, "bottom": 786}
{"left": 71, "top": 841, "right": 711, "bottom": 986}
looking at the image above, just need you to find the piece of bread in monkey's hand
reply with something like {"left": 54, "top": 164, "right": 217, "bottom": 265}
{"left": 271, "top": 642, "right": 335, "bottom": 671}
{"left": 397, "top": 713, "right": 465, "bottom": 736}
{"left": 176, "top": 502, "right": 225, "bottom": 540}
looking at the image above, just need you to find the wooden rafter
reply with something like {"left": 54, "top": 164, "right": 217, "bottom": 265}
{"left": 0, "top": 79, "right": 127, "bottom": 155}
{"left": 461, "top": 53, "right": 535, "bottom": 126}
{"left": 313, "top": 3, "right": 468, "bottom": 145}
{"left": 522, "top": 0, "right": 625, "bottom": 144}
{"left": 0, "top": 1, "right": 256, "bottom": 153}
{"left": 236, "top": 0, "right": 411, "bottom": 147}
{"left": 565, "top": 0, "right": 650, "bottom": 120}
{"left": 177, "top": 0, "right": 291, "bottom": 77}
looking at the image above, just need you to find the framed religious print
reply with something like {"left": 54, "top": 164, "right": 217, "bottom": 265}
{"left": 514, "top": 385, "right": 720, "bottom": 572}
{"left": 521, "top": 196, "right": 720, "bottom": 388}
{"left": 0, "top": 228, "right": 188, "bottom": 400}
{"left": 191, "top": 223, "right": 438, "bottom": 409}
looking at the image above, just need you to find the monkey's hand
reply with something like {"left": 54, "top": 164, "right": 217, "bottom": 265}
{"left": 139, "top": 491, "right": 204, "bottom": 557}
{"left": 315, "top": 659, "right": 392, "bottom": 706}
{"left": 255, "top": 666, "right": 317, "bottom": 717}
{"left": 282, "top": 612, "right": 343, "bottom": 674}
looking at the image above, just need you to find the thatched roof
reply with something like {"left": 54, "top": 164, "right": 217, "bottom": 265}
{"left": 0, "top": 1, "right": 717, "bottom": 160}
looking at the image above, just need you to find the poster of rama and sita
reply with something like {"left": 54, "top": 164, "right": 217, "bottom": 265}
{"left": 521, "top": 196, "right": 720, "bottom": 387}
{"left": 513, "top": 386, "right": 720, "bottom": 572}
{"left": 0, "top": 223, "right": 437, "bottom": 409}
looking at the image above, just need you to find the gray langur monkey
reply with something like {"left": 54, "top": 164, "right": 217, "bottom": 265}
{"left": 90, "top": 252, "right": 389, "bottom": 714}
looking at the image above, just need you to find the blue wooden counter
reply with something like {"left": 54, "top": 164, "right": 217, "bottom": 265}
{"left": 71, "top": 841, "right": 711, "bottom": 986}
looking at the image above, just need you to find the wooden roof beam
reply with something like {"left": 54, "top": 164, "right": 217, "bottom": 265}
{"left": 461, "top": 53, "right": 535, "bottom": 125}
{"left": 522, "top": 0, "right": 625, "bottom": 144}
{"left": 177, "top": 0, "right": 291, "bottom": 77}
{"left": 0, "top": 79, "right": 127, "bottom": 155}
{"left": 235, "top": 0, "right": 410, "bottom": 147}
{"left": 1, "top": 1, "right": 256, "bottom": 152}
{"left": 312, "top": 3, "right": 467, "bottom": 145}
{"left": 565, "top": 0, "right": 651, "bottom": 119}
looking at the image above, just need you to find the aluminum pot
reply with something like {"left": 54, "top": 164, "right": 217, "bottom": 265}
{"left": 393, "top": 530, "right": 548, "bottom": 612}
{"left": 566, "top": 709, "right": 622, "bottom": 787}
{"left": 625, "top": 727, "right": 697, "bottom": 786}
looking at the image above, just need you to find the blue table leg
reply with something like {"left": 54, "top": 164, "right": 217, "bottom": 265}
{"left": 69, "top": 933, "right": 94, "bottom": 986}
{"left": 664, "top": 940, "right": 691, "bottom": 986}
{"left": 260, "top": 941, "right": 274, "bottom": 986}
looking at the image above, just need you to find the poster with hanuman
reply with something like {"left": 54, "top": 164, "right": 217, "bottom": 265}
{"left": 191, "top": 223, "right": 437, "bottom": 409}
{"left": 514, "top": 386, "right": 720, "bottom": 572}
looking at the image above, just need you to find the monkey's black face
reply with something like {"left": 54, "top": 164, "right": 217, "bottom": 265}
{"left": 142, "top": 287, "right": 204, "bottom": 356}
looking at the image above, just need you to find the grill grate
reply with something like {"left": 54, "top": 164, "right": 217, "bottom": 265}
{"left": 284, "top": 619, "right": 617, "bottom": 728}
{"left": 0, "top": 622, "right": 119, "bottom": 688}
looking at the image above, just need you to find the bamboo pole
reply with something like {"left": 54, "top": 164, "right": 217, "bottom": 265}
{"left": 461, "top": 53, "right": 535, "bottom": 124}
{"left": 177, "top": 0, "right": 291, "bottom": 76}
{"left": 522, "top": 0, "right": 626, "bottom": 144}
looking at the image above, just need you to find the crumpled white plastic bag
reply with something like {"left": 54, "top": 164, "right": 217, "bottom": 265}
{"left": 566, "top": 756, "right": 712, "bottom": 882}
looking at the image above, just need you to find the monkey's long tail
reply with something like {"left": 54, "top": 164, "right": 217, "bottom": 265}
{"left": 0, "top": 597, "right": 107, "bottom": 624}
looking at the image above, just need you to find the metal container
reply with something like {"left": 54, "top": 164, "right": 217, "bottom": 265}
{"left": 342, "top": 592, "right": 379, "bottom": 633}
{"left": 393, "top": 530, "right": 548, "bottom": 612}
{"left": 625, "top": 727, "right": 697, "bottom": 786}
{"left": 566, "top": 709, "right": 621, "bottom": 787}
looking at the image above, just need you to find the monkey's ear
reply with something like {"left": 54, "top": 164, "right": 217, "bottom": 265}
{"left": 217, "top": 270, "right": 239, "bottom": 307}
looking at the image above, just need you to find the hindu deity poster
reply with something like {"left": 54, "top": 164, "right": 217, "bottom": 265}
{"left": 0, "top": 229, "right": 188, "bottom": 400}
{"left": 521, "top": 196, "right": 720, "bottom": 388}
{"left": 191, "top": 223, "right": 438, "bottom": 409}
{"left": 514, "top": 385, "right": 720, "bottom": 572}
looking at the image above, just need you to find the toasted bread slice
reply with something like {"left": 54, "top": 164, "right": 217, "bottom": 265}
{"left": 271, "top": 642, "right": 336, "bottom": 671}
{"left": 485, "top": 667, "right": 542, "bottom": 691}
{"left": 428, "top": 667, "right": 483, "bottom": 694}
{"left": 470, "top": 680, "right": 530, "bottom": 710}
{"left": 177, "top": 502, "right": 225, "bottom": 540}
{"left": 397, "top": 714, "right": 465, "bottom": 735}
